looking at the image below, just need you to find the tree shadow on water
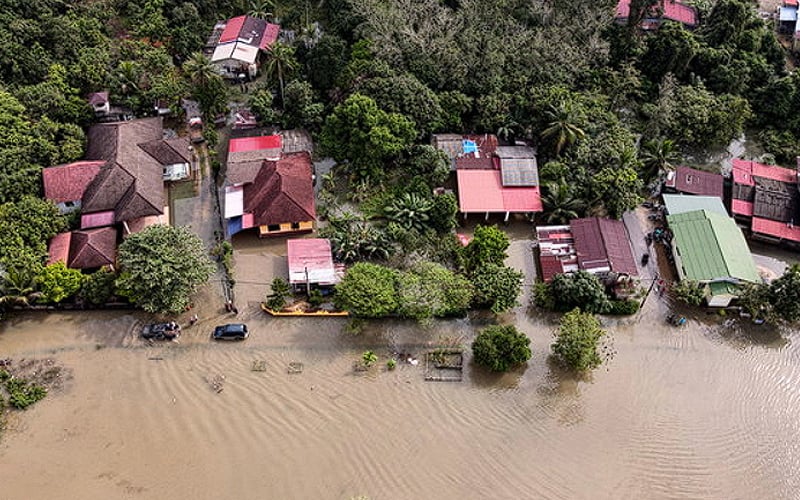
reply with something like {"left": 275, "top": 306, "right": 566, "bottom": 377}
{"left": 712, "top": 317, "right": 788, "bottom": 350}
{"left": 534, "top": 356, "right": 590, "bottom": 427}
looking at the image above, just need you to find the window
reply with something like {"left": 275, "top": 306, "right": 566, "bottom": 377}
{"left": 291, "top": 222, "right": 300, "bottom": 230}
{"left": 267, "top": 224, "right": 280, "bottom": 232}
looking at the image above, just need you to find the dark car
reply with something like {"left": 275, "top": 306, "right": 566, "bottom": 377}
{"left": 213, "top": 323, "right": 249, "bottom": 341}
{"left": 141, "top": 322, "right": 181, "bottom": 340}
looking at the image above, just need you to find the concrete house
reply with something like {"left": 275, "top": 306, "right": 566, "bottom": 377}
{"left": 205, "top": 15, "right": 280, "bottom": 79}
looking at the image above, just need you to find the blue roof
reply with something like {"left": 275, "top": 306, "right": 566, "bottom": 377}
{"left": 462, "top": 140, "right": 477, "bottom": 154}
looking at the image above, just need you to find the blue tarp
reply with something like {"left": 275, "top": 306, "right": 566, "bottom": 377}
{"left": 462, "top": 139, "right": 477, "bottom": 154}
{"left": 226, "top": 216, "right": 243, "bottom": 237}
{"left": 780, "top": 6, "right": 797, "bottom": 21}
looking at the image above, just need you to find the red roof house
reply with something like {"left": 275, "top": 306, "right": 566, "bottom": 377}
{"left": 47, "top": 227, "right": 117, "bottom": 270}
{"left": 731, "top": 158, "right": 800, "bottom": 245}
{"left": 536, "top": 217, "right": 638, "bottom": 281}
{"left": 456, "top": 169, "right": 543, "bottom": 220}
{"left": 42, "top": 160, "right": 105, "bottom": 212}
{"left": 208, "top": 15, "right": 280, "bottom": 78}
{"left": 287, "top": 238, "right": 339, "bottom": 288}
{"left": 616, "top": 0, "right": 698, "bottom": 28}
{"left": 664, "top": 166, "right": 724, "bottom": 198}
{"left": 571, "top": 218, "right": 638, "bottom": 276}
{"left": 236, "top": 152, "right": 315, "bottom": 237}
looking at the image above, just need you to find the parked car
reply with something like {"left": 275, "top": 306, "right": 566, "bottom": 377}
{"left": 141, "top": 322, "right": 181, "bottom": 340}
{"left": 212, "top": 323, "right": 249, "bottom": 341}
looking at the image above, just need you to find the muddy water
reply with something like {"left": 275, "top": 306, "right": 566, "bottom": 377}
{"left": 1, "top": 304, "right": 799, "bottom": 499}
{"left": 2, "top": 228, "right": 800, "bottom": 499}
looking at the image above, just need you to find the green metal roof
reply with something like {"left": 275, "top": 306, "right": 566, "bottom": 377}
{"left": 662, "top": 194, "right": 728, "bottom": 216}
{"left": 667, "top": 209, "right": 760, "bottom": 284}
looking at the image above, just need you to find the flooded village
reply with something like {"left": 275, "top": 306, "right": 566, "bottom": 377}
{"left": 2, "top": 0, "right": 800, "bottom": 499}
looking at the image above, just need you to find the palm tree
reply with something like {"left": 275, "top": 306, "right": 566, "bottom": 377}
{"left": 116, "top": 61, "right": 140, "bottom": 96}
{"left": 247, "top": 0, "right": 275, "bottom": 20}
{"left": 183, "top": 52, "right": 219, "bottom": 87}
{"left": 541, "top": 101, "right": 585, "bottom": 157}
{"left": 640, "top": 138, "right": 680, "bottom": 180}
{"left": 265, "top": 42, "right": 298, "bottom": 105}
{"left": 542, "top": 179, "right": 586, "bottom": 224}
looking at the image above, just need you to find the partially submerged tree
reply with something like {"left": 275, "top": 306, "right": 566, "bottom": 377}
{"left": 116, "top": 225, "right": 214, "bottom": 314}
{"left": 551, "top": 308, "right": 607, "bottom": 372}
{"left": 472, "top": 324, "right": 532, "bottom": 372}
{"left": 462, "top": 225, "right": 510, "bottom": 273}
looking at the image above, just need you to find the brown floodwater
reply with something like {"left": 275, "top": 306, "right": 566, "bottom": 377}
{"left": 2, "top": 230, "right": 800, "bottom": 499}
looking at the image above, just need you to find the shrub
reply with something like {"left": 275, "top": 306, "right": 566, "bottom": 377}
{"left": 607, "top": 299, "right": 639, "bottom": 315}
{"left": 5, "top": 377, "right": 47, "bottom": 409}
{"left": 265, "top": 277, "right": 291, "bottom": 311}
{"left": 80, "top": 268, "right": 117, "bottom": 305}
{"left": 472, "top": 324, "right": 532, "bottom": 372}
{"left": 471, "top": 264, "right": 524, "bottom": 314}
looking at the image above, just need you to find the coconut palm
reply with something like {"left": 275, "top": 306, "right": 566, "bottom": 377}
{"left": 247, "top": 0, "right": 274, "bottom": 20}
{"left": 116, "top": 61, "right": 141, "bottom": 96}
{"left": 640, "top": 137, "right": 680, "bottom": 179}
{"left": 541, "top": 101, "right": 585, "bottom": 157}
{"left": 265, "top": 42, "right": 298, "bottom": 105}
{"left": 542, "top": 179, "right": 586, "bottom": 224}
{"left": 184, "top": 52, "right": 219, "bottom": 87}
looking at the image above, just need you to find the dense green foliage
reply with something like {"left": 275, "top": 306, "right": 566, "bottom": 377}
{"left": 79, "top": 268, "right": 118, "bottom": 306}
{"left": 116, "top": 225, "right": 214, "bottom": 314}
{"left": 739, "top": 265, "right": 800, "bottom": 323}
{"left": 472, "top": 325, "right": 532, "bottom": 372}
{"left": 551, "top": 308, "right": 607, "bottom": 372}
{"left": 549, "top": 271, "right": 612, "bottom": 314}
{"left": 36, "top": 262, "right": 86, "bottom": 304}
{"left": 462, "top": 225, "right": 509, "bottom": 273}
{"left": 334, "top": 262, "right": 399, "bottom": 317}
{"left": 470, "top": 264, "right": 524, "bottom": 314}
{"left": 672, "top": 279, "right": 706, "bottom": 306}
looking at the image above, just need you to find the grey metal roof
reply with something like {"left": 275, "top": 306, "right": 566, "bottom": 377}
{"left": 500, "top": 158, "right": 539, "bottom": 186}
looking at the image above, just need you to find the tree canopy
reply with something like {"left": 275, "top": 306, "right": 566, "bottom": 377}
{"left": 472, "top": 324, "right": 532, "bottom": 372}
{"left": 116, "top": 225, "right": 214, "bottom": 314}
{"left": 551, "top": 308, "right": 607, "bottom": 372}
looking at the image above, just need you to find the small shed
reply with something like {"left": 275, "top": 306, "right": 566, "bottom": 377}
{"left": 287, "top": 238, "right": 339, "bottom": 292}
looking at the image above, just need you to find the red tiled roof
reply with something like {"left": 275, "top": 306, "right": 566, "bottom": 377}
{"left": 219, "top": 15, "right": 246, "bottom": 43}
{"left": 616, "top": 0, "right": 698, "bottom": 26}
{"left": 732, "top": 159, "right": 797, "bottom": 186}
{"left": 752, "top": 217, "right": 800, "bottom": 243}
{"left": 229, "top": 135, "right": 282, "bottom": 153}
{"left": 243, "top": 152, "right": 315, "bottom": 226}
{"left": 669, "top": 166, "right": 724, "bottom": 198}
{"left": 42, "top": 161, "right": 105, "bottom": 203}
{"left": 570, "top": 217, "right": 638, "bottom": 276}
{"left": 456, "top": 170, "right": 543, "bottom": 213}
{"left": 287, "top": 238, "right": 338, "bottom": 285}
{"left": 47, "top": 232, "right": 72, "bottom": 265}
{"left": 69, "top": 227, "right": 117, "bottom": 269}
{"left": 539, "top": 254, "right": 567, "bottom": 283}
{"left": 731, "top": 199, "right": 754, "bottom": 217}
{"left": 261, "top": 23, "right": 280, "bottom": 49}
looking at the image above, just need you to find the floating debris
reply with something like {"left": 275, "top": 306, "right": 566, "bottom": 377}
{"left": 287, "top": 362, "right": 303, "bottom": 374}
{"left": 251, "top": 360, "right": 267, "bottom": 372}
{"left": 206, "top": 374, "right": 225, "bottom": 393}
